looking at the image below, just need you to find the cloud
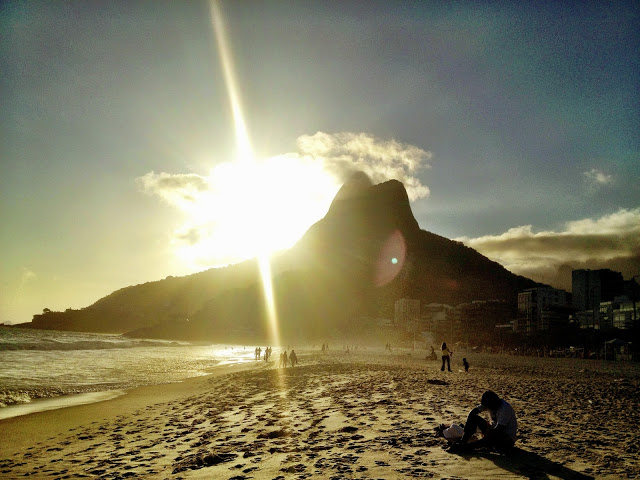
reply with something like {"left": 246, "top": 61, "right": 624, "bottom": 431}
{"left": 19, "top": 268, "right": 37, "bottom": 288}
{"left": 456, "top": 208, "right": 640, "bottom": 290}
{"left": 137, "top": 172, "right": 210, "bottom": 211}
{"left": 137, "top": 132, "right": 432, "bottom": 267}
{"left": 296, "top": 132, "right": 431, "bottom": 201}
{"left": 10, "top": 267, "right": 37, "bottom": 307}
{"left": 583, "top": 168, "right": 613, "bottom": 186}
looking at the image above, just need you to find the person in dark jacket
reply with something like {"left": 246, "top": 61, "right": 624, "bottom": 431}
{"left": 454, "top": 390, "right": 517, "bottom": 453}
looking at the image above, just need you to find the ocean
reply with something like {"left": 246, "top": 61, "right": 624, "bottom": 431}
{"left": 0, "top": 326, "right": 258, "bottom": 419}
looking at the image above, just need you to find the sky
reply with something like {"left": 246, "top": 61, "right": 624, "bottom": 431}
{"left": 1, "top": 1, "right": 639, "bottom": 324}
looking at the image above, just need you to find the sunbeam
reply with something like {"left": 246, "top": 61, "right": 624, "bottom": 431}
{"left": 209, "top": 0, "right": 252, "bottom": 163}
{"left": 209, "top": 0, "right": 279, "bottom": 347}
{"left": 258, "top": 256, "right": 280, "bottom": 344}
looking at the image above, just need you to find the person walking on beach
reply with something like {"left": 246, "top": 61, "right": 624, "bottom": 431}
{"left": 289, "top": 349, "right": 298, "bottom": 367}
{"left": 440, "top": 342, "right": 452, "bottom": 372}
{"left": 452, "top": 390, "right": 517, "bottom": 453}
{"left": 463, "top": 357, "right": 470, "bottom": 372}
{"left": 282, "top": 350, "right": 288, "bottom": 368}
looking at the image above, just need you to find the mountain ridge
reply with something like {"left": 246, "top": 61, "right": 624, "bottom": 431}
{"left": 26, "top": 177, "right": 539, "bottom": 341}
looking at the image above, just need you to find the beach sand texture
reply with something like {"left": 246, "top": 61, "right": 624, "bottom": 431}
{"left": 1, "top": 351, "right": 638, "bottom": 479}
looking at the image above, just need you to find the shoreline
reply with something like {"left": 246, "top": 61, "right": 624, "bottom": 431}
{"left": 0, "top": 390, "right": 127, "bottom": 421}
{"left": 1, "top": 350, "right": 638, "bottom": 478}
{"left": 0, "top": 361, "right": 264, "bottom": 459}
{"left": 0, "top": 357, "right": 258, "bottom": 421}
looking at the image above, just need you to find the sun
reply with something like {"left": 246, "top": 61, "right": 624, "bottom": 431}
{"left": 174, "top": 154, "right": 340, "bottom": 268}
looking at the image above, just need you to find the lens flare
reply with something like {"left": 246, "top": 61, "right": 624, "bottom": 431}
{"left": 374, "top": 230, "right": 406, "bottom": 287}
{"left": 209, "top": 0, "right": 252, "bottom": 163}
{"left": 209, "top": 0, "right": 279, "bottom": 347}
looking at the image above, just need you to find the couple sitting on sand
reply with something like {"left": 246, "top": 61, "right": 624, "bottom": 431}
{"left": 438, "top": 390, "right": 517, "bottom": 454}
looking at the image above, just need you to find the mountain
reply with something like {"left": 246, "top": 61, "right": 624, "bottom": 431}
{"left": 27, "top": 176, "right": 538, "bottom": 342}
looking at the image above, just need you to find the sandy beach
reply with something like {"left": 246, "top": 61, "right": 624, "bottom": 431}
{"left": 1, "top": 350, "right": 638, "bottom": 479}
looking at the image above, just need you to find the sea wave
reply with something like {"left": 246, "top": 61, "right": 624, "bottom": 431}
{"left": 0, "top": 339, "right": 183, "bottom": 352}
{"left": 0, "top": 328, "right": 256, "bottom": 416}
{"left": 0, "top": 383, "right": 126, "bottom": 408}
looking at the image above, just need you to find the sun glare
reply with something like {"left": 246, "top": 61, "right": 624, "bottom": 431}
{"left": 205, "top": 0, "right": 344, "bottom": 348}
{"left": 209, "top": 0, "right": 252, "bottom": 163}
{"left": 174, "top": 155, "right": 339, "bottom": 267}
{"left": 200, "top": 0, "right": 340, "bottom": 270}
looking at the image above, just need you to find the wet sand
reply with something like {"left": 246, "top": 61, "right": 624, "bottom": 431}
{"left": 1, "top": 350, "right": 638, "bottom": 479}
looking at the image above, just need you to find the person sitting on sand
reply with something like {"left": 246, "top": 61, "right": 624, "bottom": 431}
{"left": 453, "top": 390, "right": 517, "bottom": 453}
{"left": 426, "top": 346, "right": 437, "bottom": 360}
{"left": 289, "top": 349, "right": 298, "bottom": 367}
{"left": 440, "top": 342, "right": 452, "bottom": 372}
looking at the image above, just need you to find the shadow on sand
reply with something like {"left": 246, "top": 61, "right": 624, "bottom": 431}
{"left": 454, "top": 446, "right": 595, "bottom": 480}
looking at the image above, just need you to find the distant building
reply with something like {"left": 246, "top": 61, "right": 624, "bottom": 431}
{"left": 394, "top": 298, "right": 420, "bottom": 331}
{"left": 421, "top": 303, "right": 451, "bottom": 329}
{"left": 600, "top": 298, "right": 639, "bottom": 330}
{"left": 517, "top": 286, "right": 571, "bottom": 333}
{"left": 623, "top": 277, "right": 640, "bottom": 310}
{"left": 572, "top": 269, "right": 624, "bottom": 329}
{"left": 421, "top": 303, "right": 453, "bottom": 340}
{"left": 613, "top": 300, "right": 638, "bottom": 330}
{"left": 572, "top": 269, "right": 623, "bottom": 311}
{"left": 454, "top": 299, "right": 512, "bottom": 344}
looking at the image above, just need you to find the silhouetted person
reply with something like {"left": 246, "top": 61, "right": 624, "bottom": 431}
{"left": 441, "top": 342, "right": 452, "bottom": 372}
{"left": 463, "top": 358, "right": 470, "bottom": 372}
{"left": 426, "top": 345, "right": 437, "bottom": 360}
{"left": 289, "top": 349, "right": 297, "bottom": 367}
{"left": 282, "top": 350, "right": 288, "bottom": 368}
{"left": 455, "top": 390, "right": 517, "bottom": 453}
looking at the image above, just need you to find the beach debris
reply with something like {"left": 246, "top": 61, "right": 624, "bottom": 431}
{"left": 257, "top": 429, "right": 290, "bottom": 439}
{"left": 172, "top": 451, "right": 237, "bottom": 473}
{"left": 339, "top": 426, "right": 358, "bottom": 433}
{"left": 280, "top": 463, "right": 306, "bottom": 473}
{"left": 427, "top": 379, "right": 449, "bottom": 385}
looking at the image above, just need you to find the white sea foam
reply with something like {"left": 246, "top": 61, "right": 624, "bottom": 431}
{"left": 0, "top": 390, "right": 126, "bottom": 420}
{"left": 0, "top": 326, "right": 261, "bottom": 417}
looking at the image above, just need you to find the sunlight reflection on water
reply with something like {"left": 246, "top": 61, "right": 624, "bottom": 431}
{"left": 0, "top": 328, "right": 258, "bottom": 410}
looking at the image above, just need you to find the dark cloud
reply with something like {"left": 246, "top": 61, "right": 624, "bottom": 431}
{"left": 458, "top": 208, "right": 640, "bottom": 290}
